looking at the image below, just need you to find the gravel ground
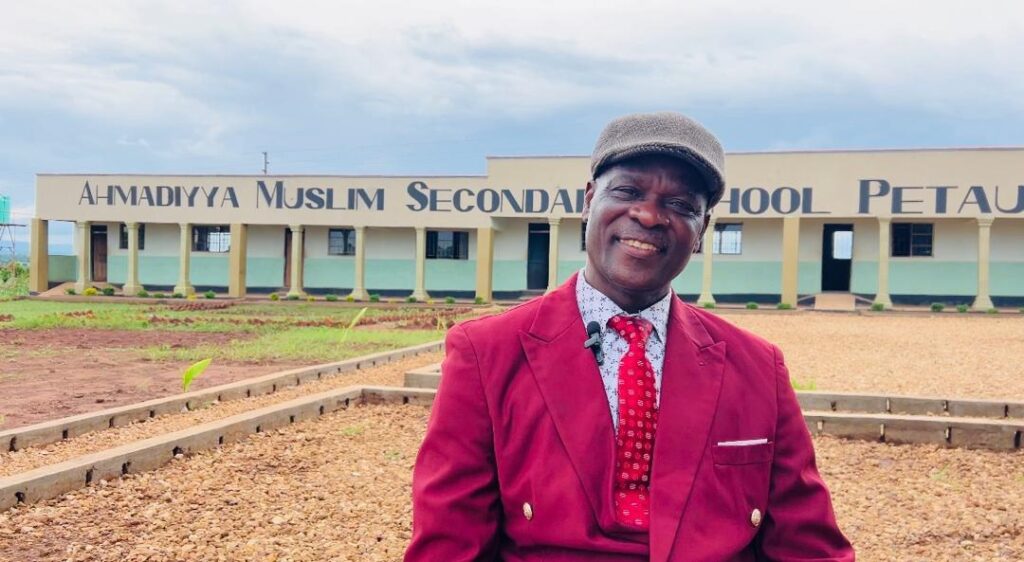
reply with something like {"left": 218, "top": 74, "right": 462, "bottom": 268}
{"left": 0, "top": 351, "right": 443, "bottom": 478}
{"left": 1, "top": 403, "right": 1021, "bottom": 561}
{"left": 720, "top": 312, "right": 1024, "bottom": 400}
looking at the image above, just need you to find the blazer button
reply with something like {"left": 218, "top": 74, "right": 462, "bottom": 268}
{"left": 523, "top": 502, "right": 534, "bottom": 521}
{"left": 750, "top": 508, "right": 762, "bottom": 528}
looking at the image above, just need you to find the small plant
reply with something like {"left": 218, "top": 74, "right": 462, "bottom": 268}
{"left": 745, "top": 302, "right": 759, "bottom": 310}
{"left": 930, "top": 302, "right": 945, "bottom": 312}
{"left": 101, "top": 287, "right": 115, "bottom": 296}
{"left": 340, "top": 307, "right": 368, "bottom": 344}
{"left": 474, "top": 296, "right": 485, "bottom": 305}
{"left": 986, "top": 308, "right": 999, "bottom": 314}
{"left": 445, "top": 296, "right": 456, "bottom": 305}
{"left": 65, "top": 288, "right": 76, "bottom": 295}
{"left": 203, "top": 290, "right": 216, "bottom": 299}
{"left": 956, "top": 304, "right": 969, "bottom": 313}
{"left": 186, "top": 293, "right": 197, "bottom": 301}
{"left": 326, "top": 294, "right": 339, "bottom": 302}
{"left": 136, "top": 289, "right": 150, "bottom": 298}
{"left": 370, "top": 294, "right": 381, "bottom": 303}
{"left": 181, "top": 358, "right": 212, "bottom": 392}
{"left": 344, "top": 294, "right": 354, "bottom": 302}
{"left": 426, "top": 298, "right": 435, "bottom": 305}
{"left": 870, "top": 303, "right": 885, "bottom": 312}
{"left": 172, "top": 292, "right": 184, "bottom": 299}
{"left": 777, "top": 303, "right": 794, "bottom": 310}
{"left": 701, "top": 301, "right": 716, "bottom": 309}
{"left": 269, "top": 292, "right": 280, "bottom": 301}
{"left": 153, "top": 292, "right": 166, "bottom": 299}
{"left": 307, "top": 295, "right": 316, "bottom": 302}
{"left": 790, "top": 378, "right": 817, "bottom": 391}
{"left": 286, "top": 294, "right": 300, "bottom": 301}
{"left": 406, "top": 296, "right": 418, "bottom": 303}
{"left": 83, "top": 287, "right": 99, "bottom": 297}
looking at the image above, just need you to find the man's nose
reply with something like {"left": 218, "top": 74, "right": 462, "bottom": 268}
{"left": 629, "top": 199, "right": 669, "bottom": 229}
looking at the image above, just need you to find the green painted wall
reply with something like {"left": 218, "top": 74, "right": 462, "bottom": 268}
{"left": 493, "top": 260, "right": 528, "bottom": 292}
{"left": 711, "top": 261, "right": 782, "bottom": 294}
{"left": 670, "top": 263, "right": 703, "bottom": 294}
{"left": 47, "top": 255, "right": 76, "bottom": 282}
{"left": 850, "top": 261, "right": 878, "bottom": 295}
{"left": 798, "top": 261, "right": 822, "bottom": 294}
{"left": 891, "top": 261, "right": 976, "bottom": 296}
{"left": 190, "top": 255, "right": 229, "bottom": 286}
{"left": 304, "top": 258, "right": 354, "bottom": 289}
{"left": 247, "top": 257, "right": 284, "bottom": 288}
{"left": 989, "top": 262, "right": 1024, "bottom": 296}
{"left": 364, "top": 259, "right": 415, "bottom": 291}
{"left": 426, "top": 259, "right": 476, "bottom": 292}
{"left": 558, "top": 260, "right": 586, "bottom": 284}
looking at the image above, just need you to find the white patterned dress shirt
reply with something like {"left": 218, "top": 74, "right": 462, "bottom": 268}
{"left": 575, "top": 269, "right": 671, "bottom": 431}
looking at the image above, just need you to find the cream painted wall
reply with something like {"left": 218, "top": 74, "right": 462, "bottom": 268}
{"left": 713, "top": 218, "right": 782, "bottom": 262}
{"left": 992, "top": 219, "right": 1024, "bottom": 261}
{"left": 249, "top": 225, "right": 284, "bottom": 258}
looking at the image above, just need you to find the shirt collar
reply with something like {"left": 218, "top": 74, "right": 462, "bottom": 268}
{"left": 575, "top": 268, "right": 672, "bottom": 343}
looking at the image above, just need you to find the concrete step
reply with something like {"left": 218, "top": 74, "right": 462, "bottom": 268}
{"left": 813, "top": 292, "right": 857, "bottom": 311}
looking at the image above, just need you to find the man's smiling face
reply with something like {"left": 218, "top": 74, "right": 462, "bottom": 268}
{"left": 582, "top": 154, "right": 711, "bottom": 311}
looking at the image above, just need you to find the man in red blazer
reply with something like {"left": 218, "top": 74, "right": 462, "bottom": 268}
{"left": 406, "top": 112, "right": 855, "bottom": 561}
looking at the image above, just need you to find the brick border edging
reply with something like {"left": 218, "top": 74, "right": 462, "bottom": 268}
{"left": 0, "top": 340, "right": 444, "bottom": 454}
{"left": 0, "top": 385, "right": 436, "bottom": 513}
{"left": 805, "top": 411, "right": 1024, "bottom": 450}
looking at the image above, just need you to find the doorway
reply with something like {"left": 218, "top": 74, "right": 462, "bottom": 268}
{"left": 90, "top": 225, "right": 108, "bottom": 282}
{"left": 821, "top": 224, "right": 853, "bottom": 291}
{"left": 526, "top": 223, "right": 550, "bottom": 290}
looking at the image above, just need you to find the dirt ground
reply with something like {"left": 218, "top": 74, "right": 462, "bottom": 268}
{"left": 0, "top": 403, "right": 1020, "bottom": 562}
{"left": 0, "top": 328, "right": 309, "bottom": 429}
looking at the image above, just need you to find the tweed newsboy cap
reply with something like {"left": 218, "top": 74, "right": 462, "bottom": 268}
{"left": 591, "top": 111, "right": 726, "bottom": 207}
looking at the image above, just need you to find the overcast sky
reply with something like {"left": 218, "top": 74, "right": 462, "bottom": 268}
{"left": 2, "top": 1, "right": 1022, "bottom": 252}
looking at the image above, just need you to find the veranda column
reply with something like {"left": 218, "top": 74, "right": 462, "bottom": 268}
{"left": 73, "top": 220, "right": 91, "bottom": 293}
{"left": 122, "top": 222, "right": 144, "bottom": 296}
{"left": 286, "top": 224, "right": 305, "bottom": 298}
{"left": 411, "top": 226, "right": 430, "bottom": 301}
{"left": 28, "top": 218, "right": 48, "bottom": 293}
{"left": 173, "top": 223, "right": 194, "bottom": 296}
{"left": 546, "top": 218, "right": 561, "bottom": 293}
{"left": 780, "top": 217, "right": 800, "bottom": 307}
{"left": 697, "top": 218, "right": 716, "bottom": 305}
{"left": 348, "top": 226, "right": 369, "bottom": 301}
{"left": 228, "top": 223, "right": 248, "bottom": 298}
{"left": 972, "top": 217, "right": 995, "bottom": 311}
{"left": 474, "top": 226, "right": 494, "bottom": 302}
{"left": 874, "top": 217, "right": 893, "bottom": 308}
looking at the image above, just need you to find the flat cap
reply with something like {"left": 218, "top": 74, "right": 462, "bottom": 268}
{"left": 591, "top": 111, "right": 726, "bottom": 207}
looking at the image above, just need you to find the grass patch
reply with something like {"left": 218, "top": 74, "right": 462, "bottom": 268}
{"left": 0, "top": 263, "right": 28, "bottom": 301}
{"left": 142, "top": 328, "right": 441, "bottom": 363}
{"left": 790, "top": 378, "right": 817, "bottom": 391}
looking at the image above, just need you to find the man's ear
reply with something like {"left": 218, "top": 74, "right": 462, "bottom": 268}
{"left": 582, "top": 179, "right": 597, "bottom": 220}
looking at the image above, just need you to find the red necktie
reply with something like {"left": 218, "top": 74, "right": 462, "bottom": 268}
{"left": 608, "top": 314, "right": 657, "bottom": 529}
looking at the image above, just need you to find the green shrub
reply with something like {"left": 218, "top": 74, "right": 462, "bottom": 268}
{"left": 269, "top": 292, "right": 280, "bottom": 301}
{"left": 370, "top": 294, "right": 381, "bottom": 303}
{"left": 956, "top": 304, "right": 969, "bottom": 313}
{"left": 153, "top": 292, "right": 166, "bottom": 299}
{"left": 777, "top": 303, "right": 794, "bottom": 310}
{"left": 136, "top": 289, "right": 150, "bottom": 298}
{"left": 986, "top": 308, "right": 999, "bottom": 314}
{"left": 930, "top": 303, "right": 944, "bottom": 312}
{"left": 870, "top": 303, "right": 884, "bottom": 311}
{"left": 343, "top": 294, "right": 354, "bottom": 302}
{"left": 286, "top": 294, "right": 300, "bottom": 301}
{"left": 307, "top": 295, "right": 316, "bottom": 302}
{"left": 745, "top": 302, "right": 758, "bottom": 310}
{"left": 203, "top": 290, "right": 216, "bottom": 299}
{"left": 325, "top": 294, "right": 339, "bottom": 302}
{"left": 172, "top": 292, "right": 184, "bottom": 299}
{"left": 406, "top": 296, "right": 418, "bottom": 303}
{"left": 701, "top": 301, "right": 716, "bottom": 309}
{"left": 101, "top": 287, "right": 115, "bottom": 296}
{"left": 474, "top": 296, "right": 485, "bottom": 305}
{"left": 445, "top": 296, "right": 456, "bottom": 305}
{"left": 65, "top": 288, "right": 76, "bottom": 295}
{"left": 83, "top": 287, "right": 99, "bottom": 297}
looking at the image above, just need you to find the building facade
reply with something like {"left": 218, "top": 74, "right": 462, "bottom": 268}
{"left": 30, "top": 148, "right": 1024, "bottom": 307}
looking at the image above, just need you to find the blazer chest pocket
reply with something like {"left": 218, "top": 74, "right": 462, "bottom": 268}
{"left": 711, "top": 441, "right": 774, "bottom": 465}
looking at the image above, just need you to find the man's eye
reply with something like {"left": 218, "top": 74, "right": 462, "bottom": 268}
{"left": 611, "top": 186, "right": 639, "bottom": 198}
{"left": 669, "top": 201, "right": 697, "bottom": 215}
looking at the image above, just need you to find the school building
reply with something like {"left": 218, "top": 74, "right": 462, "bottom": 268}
{"left": 28, "top": 148, "right": 1024, "bottom": 308}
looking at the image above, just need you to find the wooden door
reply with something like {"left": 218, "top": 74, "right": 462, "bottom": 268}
{"left": 90, "top": 225, "right": 108, "bottom": 282}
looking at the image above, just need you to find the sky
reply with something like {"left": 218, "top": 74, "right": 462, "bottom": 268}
{"left": 1, "top": 0, "right": 1022, "bottom": 254}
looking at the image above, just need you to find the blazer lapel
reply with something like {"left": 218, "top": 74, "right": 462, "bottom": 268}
{"left": 519, "top": 273, "right": 617, "bottom": 527}
{"left": 649, "top": 298, "right": 726, "bottom": 562}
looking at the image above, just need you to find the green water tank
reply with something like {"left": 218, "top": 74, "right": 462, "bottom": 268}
{"left": 0, "top": 195, "right": 9, "bottom": 224}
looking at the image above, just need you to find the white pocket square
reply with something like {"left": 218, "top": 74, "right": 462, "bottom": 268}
{"left": 716, "top": 438, "right": 769, "bottom": 447}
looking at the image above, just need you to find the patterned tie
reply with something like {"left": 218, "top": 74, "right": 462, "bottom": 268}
{"left": 607, "top": 314, "right": 657, "bottom": 529}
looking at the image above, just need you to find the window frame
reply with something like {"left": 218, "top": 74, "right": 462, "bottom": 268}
{"left": 327, "top": 228, "right": 356, "bottom": 256}
{"left": 891, "top": 222, "right": 934, "bottom": 258}
{"left": 712, "top": 223, "right": 743, "bottom": 255}
{"left": 118, "top": 223, "right": 146, "bottom": 251}
{"left": 192, "top": 225, "right": 231, "bottom": 253}
{"left": 426, "top": 230, "right": 469, "bottom": 260}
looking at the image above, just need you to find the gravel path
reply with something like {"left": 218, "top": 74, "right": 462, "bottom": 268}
{"left": 0, "top": 351, "right": 443, "bottom": 478}
{"left": 1, "top": 403, "right": 1022, "bottom": 562}
{"left": 721, "top": 312, "right": 1024, "bottom": 400}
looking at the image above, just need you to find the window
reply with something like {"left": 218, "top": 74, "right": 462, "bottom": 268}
{"left": 580, "top": 221, "right": 587, "bottom": 251}
{"left": 892, "top": 223, "right": 933, "bottom": 257}
{"left": 712, "top": 223, "right": 743, "bottom": 255}
{"left": 426, "top": 230, "right": 468, "bottom": 260}
{"left": 328, "top": 228, "right": 356, "bottom": 256}
{"left": 192, "top": 225, "right": 231, "bottom": 253}
{"left": 832, "top": 231, "right": 853, "bottom": 259}
{"left": 118, "top": 224, "right": 145, "bottom": 250}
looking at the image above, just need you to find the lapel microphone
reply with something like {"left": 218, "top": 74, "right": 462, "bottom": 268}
{"left": 584, "top": 321, "right": 603, "bottom": 365}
